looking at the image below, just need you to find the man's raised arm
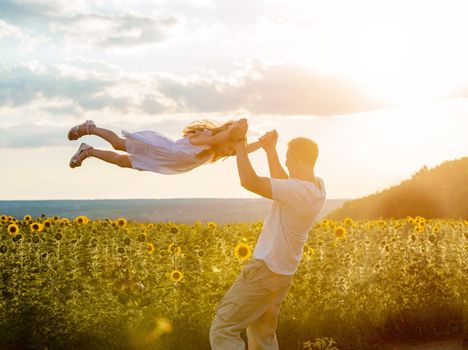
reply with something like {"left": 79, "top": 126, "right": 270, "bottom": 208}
{"left": 234, "top": 120, "right": 272, "bottom": 199}
{"left": 261, "top": 130, "right": 289, "bottom": 179}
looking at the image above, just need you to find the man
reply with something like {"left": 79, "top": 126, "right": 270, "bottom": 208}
{"left": 210, "top": 119, "right": 326, "bottom": 350}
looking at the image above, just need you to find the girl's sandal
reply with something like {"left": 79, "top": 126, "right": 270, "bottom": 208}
{"left": 69, "top": 143, "right": 93, "bottom": 168}
{"left": 68, "top": 120, "right": 96, "bottom": 141}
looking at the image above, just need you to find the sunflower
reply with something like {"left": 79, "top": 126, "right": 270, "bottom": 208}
{"left": 343, "top": 217, "right": 354, "bottom": 226}
{"left": 146, "top": 242, "right": 155, "bottom": 254}
{"left": 60, "top": 218, "right": 70, "bottom": 226}
{"left": 23, "top": 215, "right": 32, "bottom": 223}
{"left": 43, "top": 219, "right": 52, "bottom": 228}
{"left": 116, "top": 218, "right": 127, "bottom": 227}
{"left": 377, "top": 220, "right": 386, "bottom": 228}
{"left": 1, "top": 215, "right": 7, "bottom": 222}
{"left": 432, "top": 225, "right": 440, "bottom": 234}
{"left": 415, "top": 225, "right": 425, "bottom": 233}
{"left": 415, "top": 216, "right": 426, "bottom": 225}
{"left": 335, "top": 226, "right": 347, "bottom": 239}
{"left": 7, "top": 224, "right": 19, "bottom": 237}
{"left": 303, "top": 243, "right": 315, "bottom": 256}
{"left": 170, "top": 270, "right": 183, "bottom": 282}
{"left": 75, "top": 216, "right": 89, "bottom": 225}
{"left": 234, "top": 243, "right": 251, "bottom": 261}
{"left": 167, "top": 242, "right": 181, "bottom": 256}
{"left": 30, "top": 222, "right": 44, "bottom": 233}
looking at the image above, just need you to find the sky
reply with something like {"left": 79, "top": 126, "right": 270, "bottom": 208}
{"left": 1, "top": 0, "right": 467, "bottom": 200}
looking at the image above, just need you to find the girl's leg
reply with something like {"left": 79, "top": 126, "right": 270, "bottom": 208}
{"left": 77, "top": 124, "right": 127, "bottom": 151}
{"left": 91, "top": 126, "right": 127, "bottom": 151}
{"left": 82, "top": 148, "right": 132, "bottom": 168}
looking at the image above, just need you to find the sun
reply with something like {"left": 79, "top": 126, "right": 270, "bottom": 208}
{"left": 335, "top": 19, "right": 424, "bottom": 103}
{"left": 307, "top": 0, "right": 468, "bottom": 105}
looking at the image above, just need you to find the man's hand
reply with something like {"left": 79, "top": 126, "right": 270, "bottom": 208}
{"left": 259, "top": 130, "right": 278, "bottom": 152}
{"left": 260, "top": 129, "right": 288, "bottom": 179}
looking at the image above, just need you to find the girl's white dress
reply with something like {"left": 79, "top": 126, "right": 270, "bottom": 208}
{"left": 121, "top": 128, "right": 213, "bottom": 174}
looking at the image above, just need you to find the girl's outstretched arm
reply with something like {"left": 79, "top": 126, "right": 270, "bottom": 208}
{"left": 246, "top": 140, "right": 264, "bottom": 153}
{"left": 189, "top": 121, "right": 239, "bottom": 147}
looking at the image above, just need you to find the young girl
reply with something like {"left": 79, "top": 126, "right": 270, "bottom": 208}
{"left": 67, "top": 118, "right": 264, "bottom": 174}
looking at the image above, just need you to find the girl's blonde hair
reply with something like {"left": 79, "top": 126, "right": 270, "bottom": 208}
{"left": 183, "top": 119, "right": 236, "bottom": 162}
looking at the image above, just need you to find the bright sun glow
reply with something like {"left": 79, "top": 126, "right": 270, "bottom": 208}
{"left": 340, "top": 20, "right": 420, "bottom": 103}
{"left": 298, "top": 0, "right": 468, "bottom": 105}
{"left": 330, "top": 18, "right": 454, "bottom": 104}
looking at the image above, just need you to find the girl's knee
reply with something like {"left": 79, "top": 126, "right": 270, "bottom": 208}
{"left": 118, "top": 155, "right": 132, "bottom": 168}
{"left": 113, "top": 139, "right": 126, "bottom": 152}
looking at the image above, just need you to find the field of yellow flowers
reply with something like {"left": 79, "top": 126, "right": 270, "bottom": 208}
{"left": 0, "top": 214, "right": 466, "bottom": 350}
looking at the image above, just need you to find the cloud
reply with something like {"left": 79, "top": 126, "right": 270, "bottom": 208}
{"left": 0, "top": 0, "right": 178, "bottom": 49}
{"left": 0, "top": 124, "right": 68, "bottom": 149}
{"left": 156, "top": 62, "right": 386, "bottom": 116}
{"left": 50, "top": 12, "right": 178, "bottom": 49}
{"left": 0, "top": 0, "right": 89, "bottom": 23}
{"left": 0, "top": 60, "right": 384, "bottom": 121}
{"left": 0, "top": 61, "right": 131, "bottom": 112}
{"left": 0, "top": 20, "right": 27, "bottom": 40}
{"left": 0, "top": 20, "right": 48, "bottom": 51}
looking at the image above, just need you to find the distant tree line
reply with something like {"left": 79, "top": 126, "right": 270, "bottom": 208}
{"left": 327, "top": 157, "right": 468, "bottom": 220}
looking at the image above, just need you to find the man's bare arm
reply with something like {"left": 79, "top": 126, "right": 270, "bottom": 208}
{"left": 265, "top": 148, "right": 289, "bottom": 179}
{"left": 262, "top": 130, "right": 289, "bottom": 179}
{"left": 235, "top": 127, "right": 272, "bottom": 199}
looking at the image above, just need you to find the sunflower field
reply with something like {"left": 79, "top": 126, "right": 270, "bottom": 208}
{"left": 0, "top": 214, "right": 466, "bottom": 350}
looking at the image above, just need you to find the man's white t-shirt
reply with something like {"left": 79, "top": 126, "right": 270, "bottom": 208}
{"left": 253, "top": 177, "right": 326, "bottom": 276}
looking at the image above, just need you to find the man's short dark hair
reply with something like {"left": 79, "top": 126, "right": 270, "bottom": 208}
{"left": 287, "top": 137, "right": 318, "bottom": 168}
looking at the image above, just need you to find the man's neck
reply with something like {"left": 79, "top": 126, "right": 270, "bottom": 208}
{"left": 289, "top": 169, "right": 316, "bottom": 183}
